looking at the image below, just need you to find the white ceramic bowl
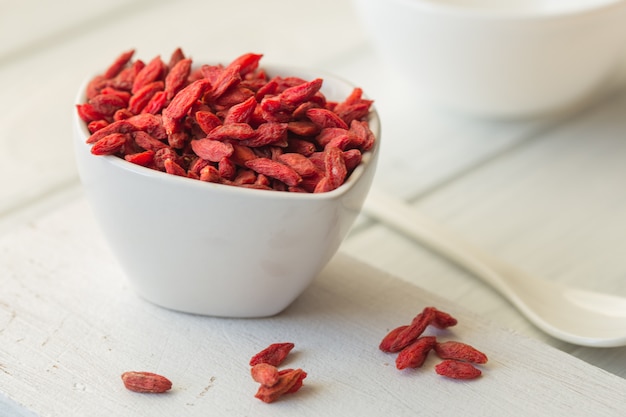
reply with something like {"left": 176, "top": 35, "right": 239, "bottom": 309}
{"left": 353, "top": 0, "right": 626, "bottom": 118}
{"left": 73, "top": 66, "right": 380, "bottom": 317}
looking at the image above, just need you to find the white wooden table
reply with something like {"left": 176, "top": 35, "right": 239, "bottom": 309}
{"left": 1, "top": 1, "right": 625, "bottom": 415}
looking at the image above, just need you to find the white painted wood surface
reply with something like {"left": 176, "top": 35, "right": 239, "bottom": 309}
{"left": 1, "top": 199, "right": 625, "bottom": 417}
{"left": 1, "top": 0, "right": 626, "bottom": 414}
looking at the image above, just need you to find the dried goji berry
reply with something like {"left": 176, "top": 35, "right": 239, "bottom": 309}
{"left": 306, "top": 107, "right": 349, "bottom": 129}
{"left": 343, "top": 149, "right": 363, "bottom": 172}
{"left": 91, "top": 133, "right": 128, "bottom": 155}
{"left": 111, "top": 59, "right": 145, "bottom": 92}
{"left": 223, "top": 95, "right": 257, "bottom": 125}
{"left": 254, "top": 368, "right": 306, "bottom": 403}
{"left": 132, "top": 56, "right": 165, "bottom": 94}
{"left": 87, "top": 119, "right": 109, "bottom": 133}
{"left": 126, "top": 113, "right": 167, "bottom": 139}
{"left": 323, "top": 146, "right": 347, "bottom": 191}
{"left": 164, "top": 158, "right": 187, "bottom": 177}
{"left": 249, "top": 342, "right": 295, "bottom": 367}
{"left": 128, "top": 81, "right": 164, "bottom": 114}
{"left": 167, "top": 47, "right": 186, "bottom": 69}
{"left": 316, "top": 127, "right": 350, "bottom": 148}
{"left": 277, "top": 153, "right": 320, "bottom": 177}
{"left": 434, "top": 341, "right": 488, "bottom": 364}
{"left": 279, "top": 77, "right": 323, "bottom": 109}
{"left": 228, "top": 52, "right": 263, "bottom": 77}
{"left": 218, "top": 156, "right": 237, "bottom": 180}
{"left": 215, "top": 86, "right": 255, "bottom": 108}
{"left": 388, "top": 307, "right": 437, "bottom": 353}
{"left": 432, "top": 308, "right": 458, "bottom": 329}
{"left": 121, "top": 371, "right": 172, "bottom": 393}
{"left": 239, "top": 122, "right": 288, "bottom": 148}
{"left": 205, "top": 63, "right": 241, "bottom": 102}
{"left": 255, "top": 79, "right": 279, "bottom": 101}
{"left": 205, "top": 123, "right": 256, "bottom": 141}
{"left": 165, "top": 58, "right": 192, "bottom": 100}
{"left": 162, "top": 78, "right": 212, "bottom": 135}
{"left": 395, "top": 336, "right": 437, "bottom": 370}
{"left": 76, "top": 103, "right": 106, "bottom": 123}
{"left": 229, "top": 143, "right": 257, "bottom": 166}
{"left": 104, "top": 49, "right": 135, "bottom": 79}
{"left": 142, "top": 90, "right": 168, "bottom": 115}
{"left": 379, "top": 325, "right": 409, "bottom": 353}
{"left": 191, "top": 138, "right": 234, "bottom": 162}
{"left": 100, "top": 87, "right": 131, "bottom": 105}
{"left": 233, "top": 168, "right": 257, "bottom": 185}
{"left": 278, "top": 368, "right": 308, "bottom": 394}
{"left": 124, "top": 150, "right": 154, "bottom": 167}
{"left": 90, "top": 93, "right": 128, "bottom": 116}
{"left": 287, "top": 120, "right": 319, "bottom": 137}
{"left": 245, "top": 158, "right": 301, "bottom": 187}
{"left": 435, "top": 359, "right": 482, "bottom": 380}
{"left": 199, "top": 165, "right": 220, "bottom": 183}
{"left": 285, "top": 138, "right": 317, "bottom": 156}
{"left": 251, "top": 363, "right": 280, "bottom": 387}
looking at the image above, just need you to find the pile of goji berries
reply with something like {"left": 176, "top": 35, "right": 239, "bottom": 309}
{"left": 77, "top": 48, "right": 376, "bottom": 193}
{"left": 249, "top": 342, "right": 307, "bottom": 403}
{"left": 379, "top": 306, "right": 488, "bottom": 379}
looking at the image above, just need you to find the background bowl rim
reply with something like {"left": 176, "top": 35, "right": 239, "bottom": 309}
{"left": 361, "top": 0, "right": 626, "bottom": 21}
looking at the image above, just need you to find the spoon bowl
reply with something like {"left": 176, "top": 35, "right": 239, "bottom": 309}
{"left": 363, "top": 188, "right": 626, "bottom": 347}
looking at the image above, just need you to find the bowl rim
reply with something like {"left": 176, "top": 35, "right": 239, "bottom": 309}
{"left": 75, "top": 63, "right": 380, "bottom": 201}
{"left": 372, "top": 0, "right": 626, "bottom": 21}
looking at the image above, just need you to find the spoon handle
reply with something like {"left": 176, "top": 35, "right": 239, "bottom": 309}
{"left": 362, "top": 188, "right": 519, "bottom": 298}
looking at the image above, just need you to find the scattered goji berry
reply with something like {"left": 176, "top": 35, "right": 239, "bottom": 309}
{"left": 249, "top": 342, "right": 295, "bottom": 367}
{"left": 434, "top": 341, "right": 488, "bottom": 364}
{"left": 278, "top": 368, "right": 307, "bottom": 394}
{"left": 254, "top": 368, "right": 306, "bottom": 403}
{"left": 121, "top": 371, "right": 172, "bottom": 393}
{"left": 251, "top": 363, "right": 280, "bottom": 387}
{"left": 432, "top": 308, "right": 458, "bottom": 329}
{"left": 395, "top": 336, "right": 437, "bottom": 370}
{"left": 435, "top": 360, "right": 482, "bottom": 380}
{"left": 388, "top": 307, "right": 437, "bottom": 353}
{"left": 379, "top": 325, "right": 409, "bottom": 353}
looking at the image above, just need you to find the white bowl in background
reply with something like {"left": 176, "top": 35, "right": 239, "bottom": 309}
{"left": 73, "top": 65, "right": 380, "bottom": 317}
{"left": 353, "top": 0, "right": 626, "bottom": 118}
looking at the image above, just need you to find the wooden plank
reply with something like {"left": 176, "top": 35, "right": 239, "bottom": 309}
{"left": 1, "top": 197, "right": 624, "bottom": 416}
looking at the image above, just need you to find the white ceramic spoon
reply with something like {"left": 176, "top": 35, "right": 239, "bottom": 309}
{"left": 362, "top": 188, "right": 626, "bottom": 347}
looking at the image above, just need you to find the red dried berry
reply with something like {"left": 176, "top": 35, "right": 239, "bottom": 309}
{"left": 121, "top": 371, "right": 172, "bottom": 393}
{"left": 251, "top": 363, "right": 280, "bottom": 387}
{"left": 434, "top": 341, "right": 488, "bottom": 364}
{"left": 435, "top": 360, "right": 482, "bottom": 380}
{"left": 388, "top": 307, "right": 437, "bottom": 353}
{"left": 249, "top": 342, "right": 295, "bottom": 367}
{"left": 395, "top": 336, "right": 437, "bottom": 370}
